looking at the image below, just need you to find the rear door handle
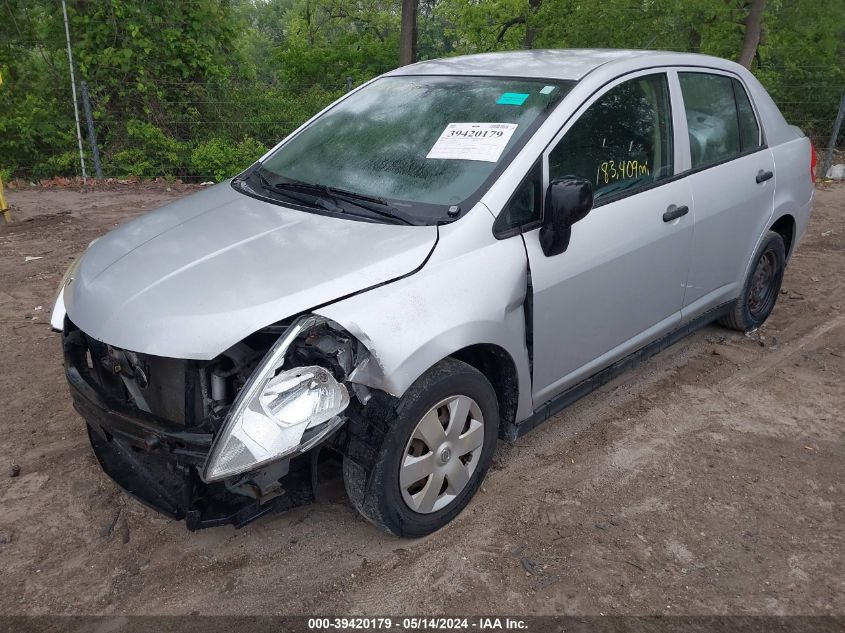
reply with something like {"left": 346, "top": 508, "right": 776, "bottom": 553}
{"left": 663, "top": 204, "right": 689, "bottom": 222}
{"left": 756, "top": 170, "right": 774, "bottom": 184}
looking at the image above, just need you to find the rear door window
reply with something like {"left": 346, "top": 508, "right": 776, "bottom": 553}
{"left": 679, "top": 72, "right": 746, "bottom": 169}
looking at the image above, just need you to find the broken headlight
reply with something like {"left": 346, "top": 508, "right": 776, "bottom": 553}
{"left": 202, "top": 316, "right": 350, "bottom": 482}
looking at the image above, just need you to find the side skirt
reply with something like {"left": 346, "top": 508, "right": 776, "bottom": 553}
{"left": 508, "top": 302, "right": 733, "bottom": 440}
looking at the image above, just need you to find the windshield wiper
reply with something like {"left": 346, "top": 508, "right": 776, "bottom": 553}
{"left": 323, "top": 186, "right": 413, "bottom": 225}
{"left": 259, "top": 173, "right": 412, "bottom": 225}
{"left": 254, "top": 171, "right": 342, "bottom": 213}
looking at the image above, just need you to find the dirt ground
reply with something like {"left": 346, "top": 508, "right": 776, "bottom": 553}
{"left": 0, "top": 181, "right": 842, "bottom": 616}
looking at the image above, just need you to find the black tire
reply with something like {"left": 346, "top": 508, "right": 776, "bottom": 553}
{"left": 343, "top": 358, "right": 499, "bottom": 537}
{"left": 720, "top": 230, "right": 786, "bottom": 332}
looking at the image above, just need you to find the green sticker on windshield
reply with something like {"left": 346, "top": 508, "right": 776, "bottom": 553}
{"left": 497, "top": 92, "right": 529, "bottom": 106}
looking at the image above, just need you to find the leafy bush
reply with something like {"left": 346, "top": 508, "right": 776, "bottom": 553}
{"left": 109, "top": 120, "right": 188, "bottom": 179}
{"left": 190, "top": 136, "right": 267, "bottom": 182}
{"left": 0, "top": 92, "right": 77, "bottom": 179}
{"left": 31, "top": 151, "right": 83, "bottom": 181}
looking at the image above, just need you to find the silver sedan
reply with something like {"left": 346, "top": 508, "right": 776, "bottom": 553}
{"left": 53, "top": 49, "right": 815, "bottom": 536}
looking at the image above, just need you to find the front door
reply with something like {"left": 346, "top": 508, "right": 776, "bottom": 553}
{"left": 522, "top": 71, "right": 694, "bottom": 405}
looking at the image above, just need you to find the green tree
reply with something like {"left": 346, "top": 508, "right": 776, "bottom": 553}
{"left": 1, "top": 0, "right": 842, "bottom": 180}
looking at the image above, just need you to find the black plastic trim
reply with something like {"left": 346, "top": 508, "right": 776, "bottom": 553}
{"left": 493, "top": 160, "right": 543, "bottom": 239}
{"left": 756, "top": 170, "right": 775, "bottom": 184}
{"left": 663, "top": 205, "right": 690, "bottom": 222}
{"left": 68, "top": 366, "right": 213, "bottom": 464}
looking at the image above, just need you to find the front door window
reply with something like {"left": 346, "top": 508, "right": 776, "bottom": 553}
{"left": 548, "top": 74, "right": 674, "bottom": 203}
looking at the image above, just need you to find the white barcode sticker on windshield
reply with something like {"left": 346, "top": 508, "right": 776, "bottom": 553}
{"left": 426, "top": 122, "right": 518, "bottom": 162}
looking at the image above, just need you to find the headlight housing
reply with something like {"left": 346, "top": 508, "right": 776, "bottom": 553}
{"left": 202, "top": 316, "right": 350, "bottom": 482}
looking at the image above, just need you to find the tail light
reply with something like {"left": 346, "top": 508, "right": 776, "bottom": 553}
{"left": 810, "top": 141, "right": 818, "bottom": 184}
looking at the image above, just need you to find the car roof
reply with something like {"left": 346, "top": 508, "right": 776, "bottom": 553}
{"left": 386, "top": 49, "right": 734, "bottom": 81}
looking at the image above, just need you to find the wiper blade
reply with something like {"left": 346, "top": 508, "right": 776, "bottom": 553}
{"left": 255, "top": 171, "right": 341, "bottom": 213}
{"left": 324, "top": 186, "right": 390, "bottom": 207}
{"left": 257, "top": 170, "right": 413, "bottom": 225}
{"left": 325, "top": 187, "right": 413, "bottom": 225}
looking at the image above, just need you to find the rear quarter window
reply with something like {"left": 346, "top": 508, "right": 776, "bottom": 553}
{"left": 732, "top": 78, "right": 763, "bottom": 151}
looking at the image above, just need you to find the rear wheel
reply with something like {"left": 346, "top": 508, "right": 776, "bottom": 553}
{"left": 343, "top": 358, "right": 498, "bottom": 537}
{"left": 720, "top": 231, "right": 786, "bottom": 332}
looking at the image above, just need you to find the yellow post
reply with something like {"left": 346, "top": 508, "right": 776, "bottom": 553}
{"left": 0, "top": 176, "right": 9, "bottom": 225}
{"left": 0, "top": 71, "right": 9, "bottom": 224}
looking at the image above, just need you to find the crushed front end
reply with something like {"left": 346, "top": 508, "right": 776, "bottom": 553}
{"left": 63, "top": 315, "right": 371, "bottom": 530}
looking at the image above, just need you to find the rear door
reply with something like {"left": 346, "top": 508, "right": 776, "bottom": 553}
{"left": 676, "top": 71, "right": 776, "bottom": 318}
{"left": 518, "top": 70, "right": 695, "bottom": 404}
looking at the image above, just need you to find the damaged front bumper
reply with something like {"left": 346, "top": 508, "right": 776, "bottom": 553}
{"left": 63, "top": 322, "right": 333, "bottom": 530}
{"left": 70, "top": 366, "right": 316, "bottom": 530}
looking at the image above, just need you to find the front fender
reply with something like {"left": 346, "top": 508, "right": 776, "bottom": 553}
{"left": 315, "top": 206, "right": 534, "bottom": 423}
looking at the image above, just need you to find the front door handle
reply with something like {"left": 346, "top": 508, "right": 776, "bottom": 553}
{"left": 663, "top": 204, "right": 689, "bottom": 222}
{"left": 756, "top": 169, "right": 774, "bottom": 184}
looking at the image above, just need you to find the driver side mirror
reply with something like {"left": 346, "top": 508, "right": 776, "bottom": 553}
{"left": 539, "top": 177, "right": 594, "bottom": 257}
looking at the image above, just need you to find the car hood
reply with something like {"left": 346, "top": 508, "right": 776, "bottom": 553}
{"left": 64, "top": 182, "right": 437, "bottom": 359}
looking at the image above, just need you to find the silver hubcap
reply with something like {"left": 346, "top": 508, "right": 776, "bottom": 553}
{"left": 400, "top": 395, "right": 485, "bottom": 514}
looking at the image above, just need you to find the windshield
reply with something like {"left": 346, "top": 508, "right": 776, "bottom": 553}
{"left": 258, "top": 75, "right": 574, "bottom": 224}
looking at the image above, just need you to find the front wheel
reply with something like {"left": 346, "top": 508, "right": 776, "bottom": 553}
{"left": 343, "top": 358, "right": 499, "bottom": 537}
{"left": 720, "top": 230, "right": 786, "bottom": 332}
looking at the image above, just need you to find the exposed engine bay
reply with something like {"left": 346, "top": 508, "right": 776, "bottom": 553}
{"left": 63, "top": 316, "right": 387, "bottom": 530}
